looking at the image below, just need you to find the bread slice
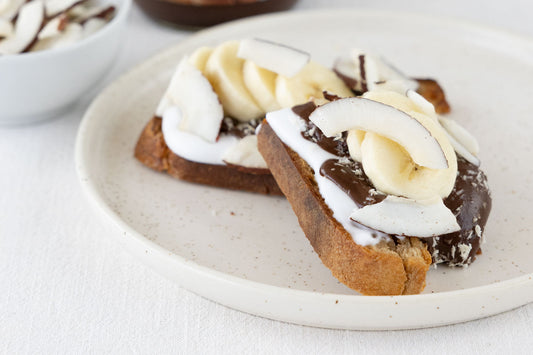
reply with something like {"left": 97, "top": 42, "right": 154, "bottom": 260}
{"left": 257, "top": 121, "right": 432, "bottom": 295}
{"left": 416, "top": 78, "right": 450, "bottom": 114}
{"left": 135, "top": 116, "right": 283, "bottom": 195}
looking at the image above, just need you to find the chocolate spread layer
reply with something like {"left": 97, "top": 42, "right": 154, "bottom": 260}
{"left": 293, "top": 101, "right": 492, "bottom": 266}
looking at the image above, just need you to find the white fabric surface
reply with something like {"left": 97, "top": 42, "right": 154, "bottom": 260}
{"left": 1, "top": 0, "right": 533, "bottom": 353}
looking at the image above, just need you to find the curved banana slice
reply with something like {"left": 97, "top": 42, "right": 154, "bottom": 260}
{"left": 237, "top": 38, "right": 309, "bottom": 77}
{"left": 275, "top": 61, "right": 354, "bottom": 108}
{"left": 242, "top": 60, "right": 281, "bottom": 112}
{"left": 204, "top": 41, "right": 263, "bottom": 122}
{"left": 364, "top": 91, "right": 426, "bottom": 115}
{"left": 188, "top": 46, "right": 212, "bottom": 72}
{"left": 346, "top": 129, "right": 365, "bottom": 162}
{"left": 360, "top": 111, "right": 457, "bottom": 200}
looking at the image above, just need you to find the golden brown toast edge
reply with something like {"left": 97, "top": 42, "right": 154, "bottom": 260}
{"left": 134, "top": 116, "right": 283, "bottom": 195}
{"left": 416, "top": 78, "right": 450, "bottom": 114}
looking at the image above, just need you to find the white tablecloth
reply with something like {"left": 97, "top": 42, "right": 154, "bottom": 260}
{"left": 2, "top": 0, "right": 532, "bottom": 353}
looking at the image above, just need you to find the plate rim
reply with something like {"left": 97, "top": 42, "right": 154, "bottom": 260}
{"left": 75, "top": 8, "right": 533, "bottom": 330}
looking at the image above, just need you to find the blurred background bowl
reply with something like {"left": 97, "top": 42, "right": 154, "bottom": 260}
{"left": 134, "top": 0, "right": 297, "bottom": 27}
{"left": 0, "top": 0, "right": 131, "bottom": 125}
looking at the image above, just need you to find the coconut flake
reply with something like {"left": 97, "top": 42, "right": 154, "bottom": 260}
{"left": 309, "top": 97, "right": 449, "bottom": 169}
{"left": 442, "top": 129, "right": 480, "bottom": 166}
{"left": 45, "top": 0, "right": 85, "bottom": 18}
{"left": 72, "top": 4, "right": 115, "bottom": 24}
{"left": 0, "top": 0, "right": 44, "bottom": 55}
{"left": 82, "top": 17, "right": 105, "bottom": 37}
{"left": 0, "top": 0, "right": 26, "bottom": 21}
{"left": 407, "top": 89, "right": 437, "bottom": 118}
{"left": 345, "top": 48, "right": 419, "bottom": 92}
{"left": 31, "top": 22, "right": 82, "bottom": 51}
{"left": 37, "top": 13, "right": 67, "bottom": 39}
{"left": 164, "top": 57, "right": 224, "bottom": 142}
{"left": 0, "top": 17, "right": 13, "bottom": 38}
{"left": 350, "top": 195, "right": 460, "bottom": 237}
{"left": 439, "top": 117, "right": 480, "bottom": 155}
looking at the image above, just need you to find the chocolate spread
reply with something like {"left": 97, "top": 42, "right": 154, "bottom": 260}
{"left": 332, "top": 55, "right": 367, "bottom": 96}
{"left": 293, "top": 102, "right": 492, "bottom": 266}
{"left": 219, "top": 117, "right": 260, "bottom": 139}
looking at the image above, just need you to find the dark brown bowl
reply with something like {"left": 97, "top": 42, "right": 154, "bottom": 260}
{"left": 135, "top": 0, "right": 299, "bottom": 27}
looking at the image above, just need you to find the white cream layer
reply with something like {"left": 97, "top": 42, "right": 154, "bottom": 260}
{"left": 162, "top": 107, "right": 238, "bottom": 165}
{"left": 162, "top": 106, "right": 268, "bottom": 168}
{"left": 266, "top": 108, "right": 387, "bottom": 246}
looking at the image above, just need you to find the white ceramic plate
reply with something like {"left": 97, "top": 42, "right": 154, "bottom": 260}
{"left": 76, "top": 10, "right": 533, "bottom": 330}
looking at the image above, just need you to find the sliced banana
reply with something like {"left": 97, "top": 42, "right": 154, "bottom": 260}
{"left": 188, "top": 46, "right": 212, "bottom": 72}
{"left": 346, "top": 129, "right": 365, "bottom": 162}
{"left": 275, "top": 61, "right": 354, "bottom": 108}
{"left": 363, "top": 90, "right": 423, "bottom": 114}
{"left": 360, "top": 109, "right": 457, "bottom": 200}
{"left": 204, "top": 40, "right": 263, "bottom": 122}
{"left": 242, "top": 60, "right": 281, "bottom": 113}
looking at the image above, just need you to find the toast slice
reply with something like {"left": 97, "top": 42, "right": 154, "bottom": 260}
{"left": 135, "top": 116, "right": 283, "bottom": 195}
{"left": 415, "top": 78, "right": 450, "bottom": 114}
{"left": 257, "top": 121, "right": 432, "bottom": 295}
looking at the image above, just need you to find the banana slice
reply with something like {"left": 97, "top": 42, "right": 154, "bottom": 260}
{"left": 364, "top": 90, "right": 423, "bottom": 114}
{"left": 360, "top": 110, "right": 457, "bottom": 200}
{"left": 188, "top": 46, "right": 212, "bottom": 72}
{"left": 204, "top": 41, "right": 263, "bottom": 122}
{"left": 275, "top": 61, "right": 354, "bottom": 108}
{"left": 0, "top": 0, "right": 26, "bottom": 21}
{"left": 242, "top": 60, "right": 281, "bottom": 112}
{"left": 346, "top": 91, "right": 440, "bottom": 162}
{"left": 346, "top": 129, "right": 365, "bottom": 162}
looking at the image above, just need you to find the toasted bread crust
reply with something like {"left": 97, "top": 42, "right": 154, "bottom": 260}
{"left": 134, "top": 116, "right": 283, "bottom": 195}
{"left": 258, "top": 121, "right": 432, "bottom": 295}
{"left": 416, "top": 78, "right": 450, "bottom": 114}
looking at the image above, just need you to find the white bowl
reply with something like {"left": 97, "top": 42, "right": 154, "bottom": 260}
{"left": 0, "top": 0, "right": 131, "bottom": 125}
